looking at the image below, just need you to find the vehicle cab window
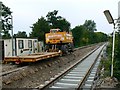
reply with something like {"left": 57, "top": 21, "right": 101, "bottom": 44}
{"left": 50, "top": 29, "right": 60, "bottom": 33}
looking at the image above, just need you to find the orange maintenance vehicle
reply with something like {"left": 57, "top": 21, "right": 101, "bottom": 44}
{"left": 45, "top": 29, "right": 74, "bottom": 53}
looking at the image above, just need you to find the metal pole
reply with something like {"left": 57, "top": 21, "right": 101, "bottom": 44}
{"left": 111, "top": 24, "right": 115, "bottom": 77}
{"left": 11, "top": 15, "right": 14, "bottom": 56}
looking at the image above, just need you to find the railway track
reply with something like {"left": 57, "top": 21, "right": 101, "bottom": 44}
{"left": 2, "top": 44, "right": 104, "bottom": 88}
{"left": 0, "top": 66, "right": 28, "bottom": 76}
{"left": 81, "top": 46, "right": 106, "bottom": 90}
{"left": 1, "top": 44, "right": 99, "bottom": 78}
{"left": 37, "top": 44, "right": 106, "bottom": 90}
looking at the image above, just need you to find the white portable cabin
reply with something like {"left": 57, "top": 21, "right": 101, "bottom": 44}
{"left": 4, "top": 38, "right": 43, "bottom": 57}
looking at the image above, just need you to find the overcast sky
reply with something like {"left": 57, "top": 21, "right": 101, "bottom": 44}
{"left": 1, "top": 0, "right": 120, "bottom": 35}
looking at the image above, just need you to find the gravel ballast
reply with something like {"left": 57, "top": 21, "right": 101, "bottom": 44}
{"left": 2, "top": 45, "right": 98, "bottom": 88}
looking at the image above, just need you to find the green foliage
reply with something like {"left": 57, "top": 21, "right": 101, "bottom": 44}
{"left": 88, "top": 32, "right": 96, "bottom": 44}
{"left": 101, "top": 58, "right": 111, "bottom": 77}
{"left": 72, "top": 21, "right": 108, "bottom": 47}
{"left": 115, "top": 31, "right": 120, "bottom": 61}
{"left": 72, "top": 25, "right": 88, "bottom": 47}
{"left": 55, "top": 18, "right": 70, "bottom": 32}
{"left": 30, "top": 10, "right": 71, "bottom": 41}
{"left": 2, "top": 31, "right": 11, "bottom": 39}
{"left": 46, "top": 10, "right": 70, "bottom": 32}
{"left": 46, "top": 10, "right": 60, "bottom": 27}
{"left": 13, "top": 31, "right": 27, "bottom": 38}
{"left": 95, "top": 32, "right": 108, "bottom": 43}
{"left": 30, "top": 17, "right": 50, "bottom": 41}
{"left": 100, "top": 44, "right": 112, "bottom": 77}
{"left": 1, "top": 2, "right": 12, "bottom": 38}
{"left": 83, "top": 20, "right": 97, "bottom": 32}
{"left": 106, "top": 30, "right": 120, "bottom": 81}
{"left": 114, "top": 31, "right": 120, "bottom": 80}
{"left": 114, "top": 71, "right": 120, "bottom": 81}
{"left": 106, "top": 43, "right": 112, "bottom": 57}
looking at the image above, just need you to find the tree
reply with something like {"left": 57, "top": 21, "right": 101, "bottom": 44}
{"left": 14, "top": 31, "right": 27, "bottom": 38}
{"left": 46, "top": 10, "right": 70, "bottom": 32}
{"left": 83, "top": 20, "right": 97, "bottom": 44}
{"left": 2, "top": 31, "right": 11, "bottom": 39}
{"left": 71, "top": 21, "right": 108, "bottom": 47}
{"left": 30, "top": 16, "right": 50, "bottom": 41}
{"left": 30, "top": 10, "right": 71, "bottom": 42}
{"left": 54, "top": 18, "right": 70, "bottom": 32}
{"left": 46, "top": 10, "right": 60, "bottom": 28}
{"left": 72, "top": 25, "right": 88, "bottom": 47}
{"left": 1, "top": 2, "right": 12, "bottom": 38}
{"left": 83, "top": 20, "right": 97, "bottom": 32}
{"left": 95, "top": 32, "right": 108, "bottom": 42}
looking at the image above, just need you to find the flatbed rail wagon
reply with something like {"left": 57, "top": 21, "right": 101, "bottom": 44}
{"left": 4, "top": 52, "right": 62, "bottom": 64}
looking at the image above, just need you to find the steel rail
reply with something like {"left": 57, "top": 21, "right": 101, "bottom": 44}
{"left": 81, "top": 45, "right": 107, "bottom": 90}
{"left": 1, "top": 43, "right": 102, "bottom": 77}
{"left": 36, "top": 44, "right": 105, "bottom": 89}
{"left": 0, "top": 66, "right": 28, "bottom": 76}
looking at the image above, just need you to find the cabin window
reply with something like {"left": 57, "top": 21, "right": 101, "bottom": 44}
{"left": 18, "top": 40, "right": 24, "bottom": 49}
{"left": 28, "top": 40, "right": 32, "bottom": 48}
{"left": 50, "top": 29, "right": 61, "bottom": 33}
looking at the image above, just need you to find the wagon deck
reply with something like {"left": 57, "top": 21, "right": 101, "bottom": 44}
{"left": 4, "top": 52, "right": 62, "bottom": 64}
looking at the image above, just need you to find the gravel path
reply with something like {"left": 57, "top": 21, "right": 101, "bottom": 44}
{"left": 2, "top": 45, "right": 98, "bottom": 88}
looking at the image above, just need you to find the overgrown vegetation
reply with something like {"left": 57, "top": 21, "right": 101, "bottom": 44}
{"left": 100, "top": 44, "right": 112, "bottom": 77}
{"left": 114, "top": 31, "right": 120, "bottom": 81}
{"left": 102, "top": 30, "right": 120, "bottom": 81}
